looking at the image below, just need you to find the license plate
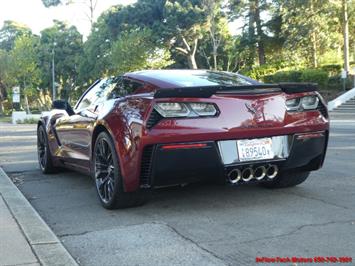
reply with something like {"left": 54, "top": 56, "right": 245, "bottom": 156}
{"left": 237, "top": 138, "right": 274, "bottom": 162}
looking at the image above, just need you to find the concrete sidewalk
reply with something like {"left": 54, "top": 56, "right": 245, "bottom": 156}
{"left": 0, "top": 167, "right": 78, "bottom": 266}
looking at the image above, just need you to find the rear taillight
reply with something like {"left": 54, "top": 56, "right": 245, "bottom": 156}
{"left": 154, "top": 103, "right": 190, "bottom": 117}
{"left": 154, "top": 102, "right": 218, "bottom": 118}
{"left": 286, "top": 95, "right": 319, "bottom": 112}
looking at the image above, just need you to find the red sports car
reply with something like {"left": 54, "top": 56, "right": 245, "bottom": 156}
{"left": 37, "top": 70, "right": 329, "bottom": 209}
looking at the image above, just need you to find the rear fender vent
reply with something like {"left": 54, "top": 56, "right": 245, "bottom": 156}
{"left": 146, "top": 109, "right": 164, "bottom": 129}
{"left": 140, "top": 145, "right": 155, "bottom": 188}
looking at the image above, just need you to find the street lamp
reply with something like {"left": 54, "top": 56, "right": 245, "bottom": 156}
{"left": 52, "top": 42, "right": 57, "bottom": 101}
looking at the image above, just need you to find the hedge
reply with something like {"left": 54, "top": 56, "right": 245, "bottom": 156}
{"left": 263, "top": 69, "right": 329, "bottom": 89}
{"left": 263, "top": 70, "right": 303, "bottom": 83}
{"left": 243, "top": 66, "right": 279, "bottom": 80}
{"left": 300, "top": 69, "right": 329, "bottom": 87}
{"left": 328, "top": 75, "right": 354, "bottom": 90}
{"left": 320, "top": 64, "right": 342, "bottom": 76}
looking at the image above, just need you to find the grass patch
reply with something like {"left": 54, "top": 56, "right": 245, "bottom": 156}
{"left": 16, "top": 118, "right": 38, "bottom": 124}
{"left": 0, "top": 116, "right": 11, "bottom": 123}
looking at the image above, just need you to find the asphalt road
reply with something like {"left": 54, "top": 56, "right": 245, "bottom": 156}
{"left": 0, "top": 120, "right": 355, "bottom": 266}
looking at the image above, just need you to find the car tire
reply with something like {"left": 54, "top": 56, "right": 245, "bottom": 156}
{"left": 37, "top": 125, "right": 57, "bottom": 174}
{"left": 260, "top": 171, "right": 310, "bottom": 188}
{"left": 93, "top": 131, "right": 150, "bottom": 209}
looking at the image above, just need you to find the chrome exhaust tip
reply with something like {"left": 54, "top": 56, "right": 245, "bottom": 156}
{"left": 227, "top": 169, "right": 241, "bottom": 184}
{"left": 241, "top": 167, "right": 254, "bottom": 182}
{"left": 254, "top": 166, "right": 267, "bottom": 180}
{"left": 266, "top": 165, "right": 278, "bottom": 179}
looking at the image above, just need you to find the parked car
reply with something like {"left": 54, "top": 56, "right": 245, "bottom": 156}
{"left": 37, "top": 70, "right": 329, "bottom": 209}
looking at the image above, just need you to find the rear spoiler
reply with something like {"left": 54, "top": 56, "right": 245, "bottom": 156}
{"left": 154, "top": 83, "right": 318, "bottom": 98}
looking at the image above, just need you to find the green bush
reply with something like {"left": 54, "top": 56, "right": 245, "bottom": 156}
{"left": 263, "top": 75, "right": 273, "bottom": 83}
{"left": 328, "top": 75, "right": 354, "bottom": 90}
{"left": 16, "top": 118, "right": 38, "bottom": 124}
{"left": 263, "top": 70, "right": 303, "bottom": 83}
{"left": 243, "top": 64, "right": 284, "bottom": 80}
{"left": 300, "top": 69, "right": 328, "bottom": 88}
{"left": 2, "top": 101, "right": 13, "bottom": 116}
{"left": 320, "top": 64, "right": 341, "bottom": 76}
{"left": 263, "top": 69, "right": 329, "bottom": 89}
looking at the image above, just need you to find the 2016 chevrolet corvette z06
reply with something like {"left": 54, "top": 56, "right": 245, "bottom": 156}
{"left": 37, "top": 70, "right": 329, "bottom": 209}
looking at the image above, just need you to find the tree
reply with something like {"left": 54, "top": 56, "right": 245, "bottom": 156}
{"left": 342, "top": 0, "right": 350, "bottom": 72}
{"left": 280, "top": 0, "right": 341, "bottom": 68}
{"left": 78, "top": 6, "right": 120, "bottom": 83}
{"left": 163, "top": 0, "right": 205, "bottom": 69}
{"left": 9, "top": 35, "right": 41, "bottom": 113}
{"left": 202, "top": 0, "right": 224, "bottom": 70}
{"left": 110, "top": 29, "right": 174, "bottom": 74}
{"left": 228, "top": 0, "right": 269, "bottom": 67}
{"left": 41, "top": 0, "right": 99, "bottom": 28}
{"left": 102, "top": 0, "right": 207, "bottom": 69}
{"left": 83, "top": 0, "right": 99, "bottom": 27}
{"left": 197, "top": 14, "right": 235, "bottom": 71}
{"left": 253, "top": 0, "right": 266, "bottom": 65}
{"left": 0, "top": 50, "right": 11, "bottom": 114}
{"left": 39, "top": 21, "right": 83, "bottom": 100}
{"left": 0, "top": 20, "right": 32, "bottom": 51}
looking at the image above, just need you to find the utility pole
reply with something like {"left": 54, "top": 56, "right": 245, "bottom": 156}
{"left": 343, "top": 0, "right": 350, "bottom": 73}
{"left": 52, "top": 42, "right": 56, "bottom": 101}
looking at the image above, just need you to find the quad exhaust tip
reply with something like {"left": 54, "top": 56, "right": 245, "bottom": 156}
{"left": 266, "top": 164, "right": 278, "bottom": 179}
{"left": 227, "top": 169, "right": 241, "bottom": 184}
{"left": 254, "top": 166, "right": 267, "bottom": 180}
{"left": 227, "top": 164, "right": 279, "bottom": 184}
{"left": 241, "top": 167, "right": 254, "bottom": 182}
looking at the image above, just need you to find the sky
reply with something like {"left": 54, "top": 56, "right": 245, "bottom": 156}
{"left": 0, "top": 0, "right": 242, "bottom": 39}
{"left": 0, "top": 0, "right": 136, "bottom": 38}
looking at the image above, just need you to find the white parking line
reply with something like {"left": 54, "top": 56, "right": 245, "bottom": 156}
{"left": 328, "top": 146, "right": 355, "bottom": 150}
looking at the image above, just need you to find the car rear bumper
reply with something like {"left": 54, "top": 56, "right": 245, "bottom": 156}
{"left": 139, "top": 131, "right": 328, "bottom": 188}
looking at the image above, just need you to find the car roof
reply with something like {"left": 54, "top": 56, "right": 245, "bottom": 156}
{"left": 125, "top": 69, "right": 259, "bottom": 88}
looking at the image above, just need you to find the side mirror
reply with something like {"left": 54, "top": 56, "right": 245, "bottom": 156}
{"left": 52, "top": 100, "right": 75, "bottom": 116}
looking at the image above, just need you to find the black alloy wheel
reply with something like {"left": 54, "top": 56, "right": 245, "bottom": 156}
{"left": 37, "top": 125, "right": 56, "bottom": 173}
{"left": 93, "top": 131, "right": 150, "bottom": 209}
{"left": 94, "top": 137, "right": 116, "bottom": 204}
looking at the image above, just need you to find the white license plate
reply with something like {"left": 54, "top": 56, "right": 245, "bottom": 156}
{"left": 237, "top": 138, "right": 274, "bottom": 162}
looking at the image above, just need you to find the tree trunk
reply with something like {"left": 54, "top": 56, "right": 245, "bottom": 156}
{"left": 177, "top": 36, "right": 199, "bottom": 69}
{"left": 23, "top": 80, "right": 31, "bottom": 114}
{"left": 0, "top": 100, "right": 4, "bottom": 115}
{"left": 203, "top": 0, "right": 219, "bottom": 70}
{"left": 201, "top": 48, "right": 212, "bottom": 69}
{"left": 343, "top": 0, "right": 350, "bottom": 73}
{"left": 187, "top": 54, "right": 198, "bottom": 69}
{"left": 247, "top": 1, "right": 256, "bottom": 66}
{"left": 89, "top": 0, "right": 97, "bottom": 28}
{"left": 254, "top": 0, "right": 266, "bottom": 65}
{"left": 311, "top": 31, "right": 318, "bottom": 68}
{"left": 212, "top": 48, "right": 217, "bottom": 71}
{"left": 310, "top": 0, "right": 318, "bottom": 68}
{"left": 24, "top": 94, "right": 31, "bottom": 114}
{"left": 0, "top": 81, "right": 6, "bottom": 116}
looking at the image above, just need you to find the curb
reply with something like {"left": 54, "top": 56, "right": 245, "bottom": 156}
{"left": 0, "top": 167, "right": 78, "bottom": 266}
